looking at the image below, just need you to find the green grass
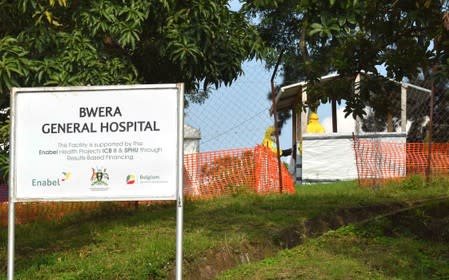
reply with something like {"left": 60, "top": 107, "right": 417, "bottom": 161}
{"left": 218, "top": 208, "right": 449, "bottom": 280}
{"left": 0, "top": 176, "right": 448, "bottom": 279}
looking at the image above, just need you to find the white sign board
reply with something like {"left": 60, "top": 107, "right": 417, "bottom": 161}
{"left": 10, "top": 84, "right": 183, "bottom": 201}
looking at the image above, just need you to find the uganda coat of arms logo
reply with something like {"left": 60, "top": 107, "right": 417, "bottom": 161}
{"left": 91, "top": 168, "right": 109, "bottom": 186}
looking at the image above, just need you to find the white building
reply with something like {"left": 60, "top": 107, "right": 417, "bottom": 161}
{"left": 184, "top": 124, "right": 201, "bottom": 154}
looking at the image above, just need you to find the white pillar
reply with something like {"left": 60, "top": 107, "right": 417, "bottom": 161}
{"left": 296, "top": 87, "right": 308, "bottom": 184}
{"left": 401, "top": 85, "right": 407, "bottom": 133}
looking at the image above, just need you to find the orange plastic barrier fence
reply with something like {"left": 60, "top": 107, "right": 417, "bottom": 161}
{"left": 406, "top": 143, "right": 449, "bottom": 174}
{"left": 354, "top": 139, "right": 449, "bottom": 186}
{"left": 0, "top": 202, "right": 143, "bottom": 226}
{"left": 353, "top": 139, "right": 407, "bottom": 182}
{"left": 184, "top": 145, "right": 295, "bottom": 197}
{"left": 1, "top": 145, "right": 294, "bottom": 225}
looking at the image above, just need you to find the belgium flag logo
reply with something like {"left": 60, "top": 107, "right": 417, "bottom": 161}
{"left": 126, "top": 175, "right": 136, "bottom": 185}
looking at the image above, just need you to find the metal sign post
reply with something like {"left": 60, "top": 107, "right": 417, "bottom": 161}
{"left": 7, "top": 190, "right": 15, "bottom": 280}
{"left": 8, "top": 84, "right": 184, "bottom": 279}
{"left": 176, "top": 84, "right": 184, "bottom": 280}
{"left": 7, "top": 86, "right": 18, "bottom": 280}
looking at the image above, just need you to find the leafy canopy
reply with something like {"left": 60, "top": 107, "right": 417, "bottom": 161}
{"left": 0, "top": 0, "right": 264, "bottom": 103}
{"left": 243, "top": 0, "right": 449, "bottom": 117}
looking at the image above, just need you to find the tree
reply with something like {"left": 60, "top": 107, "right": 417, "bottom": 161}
{"left": 0, "top": 0, "right": 264, "bottom": 102}
{"left": 0, "top": 0, "right": 264, "bottom": 182}
{"left": 243, "top": 0, "right": 449, "bottom": 120}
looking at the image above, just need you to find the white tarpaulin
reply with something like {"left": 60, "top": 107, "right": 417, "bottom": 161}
{"left": 302, "top": 133, "right": 406, "bottom": 182}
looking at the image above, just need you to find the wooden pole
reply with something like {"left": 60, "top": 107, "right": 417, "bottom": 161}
{"left": 331, "top": 98, "right": 337, "bottom": 132}
{"left": 270, "top": 50, "right": 285, "bottom": 192}
{"left": 387, "top": 112, "right": 393, "bottom": 132}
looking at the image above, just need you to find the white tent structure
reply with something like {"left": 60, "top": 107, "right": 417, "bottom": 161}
{"left": 274, "top": 73, "right": 431, "bottom": 183}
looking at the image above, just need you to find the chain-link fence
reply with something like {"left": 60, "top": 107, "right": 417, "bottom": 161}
{"left": 359, "top": 78, "right": 432, "bottom": 137}
{"left": 406, "top": 84, "right": 431, "bottom": 142}
{"left": 185, "top": 61, "right": 278, "bottom": 152}
{"left": 354, "top": 76, "right": 449, "bottom": 186}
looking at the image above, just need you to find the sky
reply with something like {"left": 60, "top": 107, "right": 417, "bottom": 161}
{"left": 184, "top": 60, "right": 276, "bottom": 151}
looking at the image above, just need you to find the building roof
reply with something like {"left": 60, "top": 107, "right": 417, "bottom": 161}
{"left": 273, "top": 72, "right": 431, "bottom": 112}
{"left": 275, "top": 73, "right": 339, "bottom": 112}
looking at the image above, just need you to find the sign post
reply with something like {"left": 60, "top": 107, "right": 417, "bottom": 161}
{"left": 8, "top": 84, "right": 184, "bottom": 279}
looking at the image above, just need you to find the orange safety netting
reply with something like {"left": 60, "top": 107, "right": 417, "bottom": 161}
{"left": 354, "top": 139, "right": 449, "bottom": 186}
{"left": 0, "top": 145, "right": 294, "bottom": 225}
{"left": 184, "top": 145, "right": 295, "bottom": 197}
{"left": 353, "top": 139, "right": 407, "bottom": 181}
{"left": 406, "top": 143, "right": 449, "bottom": 174}
{"left": 0, "top": 201, "right": 145, "bottom": 226}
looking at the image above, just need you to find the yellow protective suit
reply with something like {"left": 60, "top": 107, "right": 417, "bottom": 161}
{"left": 262, "top": 126, "right": 278, "bottom": 153}
{"left": 306, "top": 112, "right": 325, "bottom": 134}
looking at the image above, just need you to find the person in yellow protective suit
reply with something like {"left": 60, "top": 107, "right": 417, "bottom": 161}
{"left": 262, "top": 126, "right": 277, "bottom": 153}
{"left": 262, "top": 126, "right": 292, "bottom": 156}
{"left": 306, "top": 112, "right": 325, "bottom": 133}
{"left": 262, "top": 126, "right": 295, "bottom": 174}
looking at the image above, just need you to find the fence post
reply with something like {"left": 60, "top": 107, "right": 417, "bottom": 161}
{"left": 426, "top": 80, "right": 435, "bottom": 182}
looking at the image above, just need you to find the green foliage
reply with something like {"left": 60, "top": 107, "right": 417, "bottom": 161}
{"left": 0, "top": 0, "right": 263, "bottom": 97}
{"left": 0, "top": 119, "right": 8, "bottom": 183}
{"left": 0, "top": 37, "right": 32, "bottom": 92}
{"left": 244, "top": 0, "right": 449, "bottom": 119}
{"left": 0, "top": 2, "right": 139, "bottom": 92}
{"left": 400, "top": 175, "right": 427, "bottom": 190}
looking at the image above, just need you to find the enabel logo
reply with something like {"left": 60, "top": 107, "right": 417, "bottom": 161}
{"left": 90, "top": 168, "right": 109, "bottom": 186}
{"left": 32, "top": 171, "right": 72, "bottom": 187}
{"left": 62, "top": 171, "right": 72, "bottom": 182}
{"left": 126, "top": 174, "right": 136, "bottom": 185}
{"left": 32, "top": 178, "right": 60, "bottom": 187}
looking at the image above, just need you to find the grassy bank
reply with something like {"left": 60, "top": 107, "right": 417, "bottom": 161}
{"left": 1, "top": 176, "right": 448, "bottom": 279}
{"left": 219, "top": 200, "right": 449, "bottom": 279}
